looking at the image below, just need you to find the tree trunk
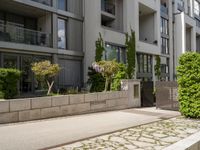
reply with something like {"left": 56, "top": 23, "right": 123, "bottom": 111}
{"left": 46, "top": 80, "right": 54, "bottom": 95}
{"left": 104, "top": 77, "right": 108, "bottom": 91}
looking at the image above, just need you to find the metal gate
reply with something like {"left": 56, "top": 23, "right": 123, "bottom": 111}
{"left": 155, "top": 81, "right": 179, "bottom": 111}
{"left": 141, "top": 81, "right": 155, "bottom": 107}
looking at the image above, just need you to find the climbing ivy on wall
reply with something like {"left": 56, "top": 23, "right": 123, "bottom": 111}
{"left": 154, "top": 55, "right": 161, "bottom": 80}
{"left": 126, "top": 30, "right": 136, "bottom": 79}
{"left": 95, "top": 33, "right": 105, "bottom": 62}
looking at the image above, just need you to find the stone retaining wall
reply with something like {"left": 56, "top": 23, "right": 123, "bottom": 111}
{"left": 0, "top": 91, "right": 129, "bottom": 124}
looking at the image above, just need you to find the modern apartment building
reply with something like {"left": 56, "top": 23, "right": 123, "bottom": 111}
{"left": 0, "top": 0, "right": 83, "bottom": 94}
{"left": 0, "top": 0, "right": 199, "bottom": 95}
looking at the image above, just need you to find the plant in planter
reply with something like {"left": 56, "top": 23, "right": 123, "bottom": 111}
{"left": 0, "top": 68, "right": 21, "bottom": 99}
{"left": 87, "top": 33, "right": 105, "bottom": 92}
{"left": 31, "top": 60, "right": 61, "bottom": 95}
{"left": 93, "top": 60, "right": 119, "bottom": 91}
{"left": 111, "top": 63, "right": 127, "bottom": 91}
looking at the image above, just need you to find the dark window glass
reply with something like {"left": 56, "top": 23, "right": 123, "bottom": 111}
{"left": 137, "top": 53, "right": 152, "bottom": 73}
{"left": 58, "top": 18, "right": 67, "bottom": 49}
{"left": 58, "top": 0, "right": 67, "bottom": 11}
{"left": 103, "top": 43, "right": 126, "bottom": 63}
{"left": 161, "top": 17, "right": 169, "bottom": 35}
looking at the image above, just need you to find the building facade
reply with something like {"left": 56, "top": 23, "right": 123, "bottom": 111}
{"left": 0, "top": 0, "right": 199, "bottom": 95}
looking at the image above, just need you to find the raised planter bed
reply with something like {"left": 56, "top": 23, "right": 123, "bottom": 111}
{"left": 0, "top": 91, "right": 130, "bottom": 124}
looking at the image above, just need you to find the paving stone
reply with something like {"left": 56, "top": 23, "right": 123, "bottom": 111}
{"left": 51, "top": 117, "right": 200, "bottom": 150}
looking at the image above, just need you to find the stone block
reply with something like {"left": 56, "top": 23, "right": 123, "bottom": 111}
{"left": 19, "top": 109, "right": 41, "bottom": 121}
{"left": 10, "top": 99, "right": 31, "bottom": 111}
{"left": 108, "top": 91, "right": 120, "bottom": 99}
{"left": 52, "top": 95, "right": 69, "bottom": 106}
{"left": 91, "top": 103, "right": 106, "bottom": 110}
{"left": 106, "top": 98, "right": 128, "bottom": 108}
{"left": 31, "top": 97, "right": 52, "bottom": 109}
{"left": 0, "top": 112, "right": 18, "bottom": 123}
{"left": 41, "top": 107, "right": 61, "bottom": 118}
{"left": 61, "top": 103, "right": 90, "bottom": 115}
{"left": 69, "top": 94, "right": 84, "bottom": 104}
{"left": 0, "top": 101, "right": 9, "bottom": 113}
{"left": 106, "top": 99, "right": 117, "bottom": 108}
{"left": 97, "top": 92, "right": 109, "bottom": 101}
{"left": 119, "top": 91, "right": 128, "bottom": 98}
{"left": 85, "top": 93, "right": 97, "bottom": 102}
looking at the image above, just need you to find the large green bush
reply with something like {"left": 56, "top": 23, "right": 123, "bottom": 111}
{"left": 0, "top": 68, "right": 21, "bottom": 99}
{"left": 177, "top": 52, "right": 200, "bottom": 118}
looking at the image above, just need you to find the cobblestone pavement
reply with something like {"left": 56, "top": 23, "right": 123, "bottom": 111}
{"left": 52, "top": 117, "right": 200, "bottom": 150}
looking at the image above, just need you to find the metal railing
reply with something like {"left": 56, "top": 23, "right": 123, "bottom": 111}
{"left": 0, "top": 22, "right": 52, "bottom": 47}
{"left": 101, "top": 0, "right": 115, "bottom": 15}
{"left": 31, "top": 0, "right": 52, "bottom": 6}
{"left": 160, "top": 5, "right": 168, "bottom": 15}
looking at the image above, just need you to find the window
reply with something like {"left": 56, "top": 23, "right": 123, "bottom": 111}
{"left": 58, "top": 0, "right": 67, "bottom": 11}
{"left": 58, "top": 18, "right": 67, "bottom": 49}
{"left": 161, "top": 37, "right": 169, "bottom": 54}
{"left": 137, "top": 53, "right": 152, "bottom": 73}
{"left": 103, "top": 43, "right": 126, "bottom": 63}
{"left": 194, "top": 0, "right": 200, "bottom": 16}
{"left": 161, "top": 17, "right": 168, "bottom": 35}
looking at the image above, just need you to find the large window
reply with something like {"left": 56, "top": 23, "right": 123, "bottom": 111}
{"left": 161, "top": 37, "right": 169, "bottom": 54}
{"left": 160, "top": 17, "right": 168, "bottom": 35}
{"left": 137, "top": 53, "right": 152, "bottom": 73}
{"left": 58, "top": 18, "right": 67, "bottom": 49}
{"left": 103, "top": 43, "right": 126, "bottom": 64}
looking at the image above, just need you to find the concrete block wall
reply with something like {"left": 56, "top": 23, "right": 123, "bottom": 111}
{"left": 0, "top": 91, "right": 129, "bottom": 124}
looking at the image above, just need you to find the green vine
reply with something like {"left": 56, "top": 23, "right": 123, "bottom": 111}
{"left": 126, "top": 30, "right": 136, "bottom": 79}
{"left": 95, "top": 33, "right": 105, "bottom": 62}
{"left": 154, "top": 55, "right": 161, "bottom": 80}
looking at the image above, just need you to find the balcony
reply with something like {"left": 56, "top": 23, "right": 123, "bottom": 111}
{"left": 160, "top": 5, "right": 168, "bottom": 15}
{"left": 31, "top": 0, "right": 52, "bottom": 6}
{"left": 0, "top": 22, "right": 52, "bottom": 47}
{"left": 101, "top": 0, "right": 115, "bottom": 15}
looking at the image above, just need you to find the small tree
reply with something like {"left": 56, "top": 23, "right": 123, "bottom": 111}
{"left": 154, "top": 55, "right": 161, "bottom": 80}
{"left": 93, "top": 60, "right": 119, "bottom": 91}
{"left": 126, "top": 30, "right": 136, "bottom": 79}
{"left": 32, "top": 61, "right": 60, "bottom": 95}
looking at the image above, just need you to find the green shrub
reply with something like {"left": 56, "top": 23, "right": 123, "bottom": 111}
{"left": 87, "top": 67, "right": 105, "bottom": 92}
{"left": 177, "top": 52, "right": 200, "bottom": 118}
{"left": 111, "top": 63, "right": 127, "bottom": 91}
{"left": 0, "top": 68, "right": 21, "bottom": 99}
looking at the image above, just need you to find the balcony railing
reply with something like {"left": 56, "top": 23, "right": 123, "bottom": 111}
{"left": 31, "top": 0, "right": 52, "bottom": 6}
{"left": 101, "top": 0, "right": 115, "bottom": 15}
{"left": 0, "top": 22, "right": 52, "bottom": 47}
{"left": 160, "top": 5, "right": 168, "bottom": 15}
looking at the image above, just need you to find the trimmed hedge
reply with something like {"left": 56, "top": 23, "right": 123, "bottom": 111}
{"left": 177, "top": 52, "right": 200, "bottom": 118}
{"left": 0, "top": 68, "right": 21, "bottom": 99}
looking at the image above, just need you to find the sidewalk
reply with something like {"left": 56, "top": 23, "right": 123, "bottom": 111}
{"left": 0, "top": 107, "right": 180, "bottom": 150}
